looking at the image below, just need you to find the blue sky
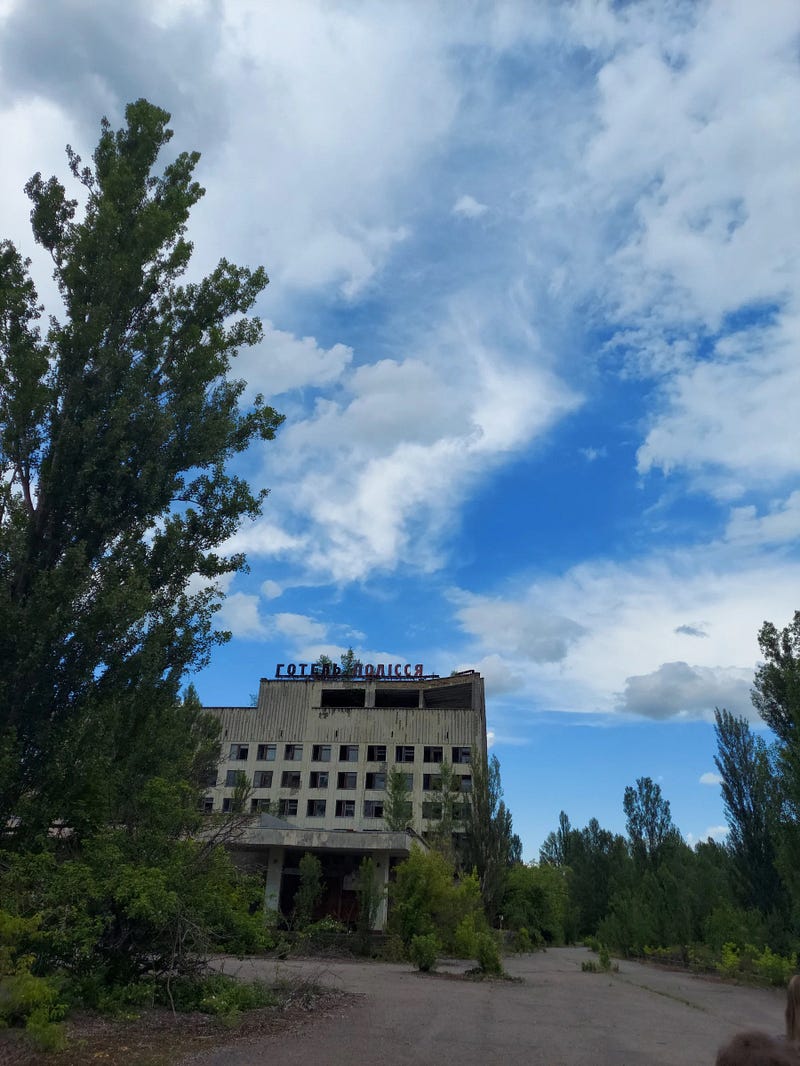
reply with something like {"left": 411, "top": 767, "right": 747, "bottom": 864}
{"left": 1, "top": 0, "right": 799, "bottom": 858}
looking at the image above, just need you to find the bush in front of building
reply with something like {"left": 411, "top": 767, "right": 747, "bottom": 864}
{"left": 409, "top": 933, "right": 440, "bottom": 972}
{"left": 388, "top": 846, "right": 490, "bottom": 958}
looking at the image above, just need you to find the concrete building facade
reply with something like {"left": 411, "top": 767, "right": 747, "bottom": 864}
{"left": 203, "top": 668, "right": 487, "bottom": 928}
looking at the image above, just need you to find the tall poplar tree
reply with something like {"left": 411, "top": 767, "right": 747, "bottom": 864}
{"left": 0, "top": 100, "right": 282, "bottom": 840}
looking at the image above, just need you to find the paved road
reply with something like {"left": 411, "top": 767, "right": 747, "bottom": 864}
{"left": 184, "top": 947, "right": 789, "bottom": 1065}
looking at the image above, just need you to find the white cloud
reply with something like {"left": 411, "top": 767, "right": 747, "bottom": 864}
{"left": 269, "top": 612, "right": 328, "bottom": 643}
{"left": 237, "top": 323, "right": 353, "bottom": 401}
{"left": 452, "top": 194, "right": 488, "bottom": 219}
{"left": 687, "top": 825, "right": 729, "bottom": 847}
{"left": 218, "top": 592, "right": 265, "bottom": 639}
{"left": 580, "top": 446, "right": 606, "bottom": 462}
{"left": 260, "top": 579, "right": 283, "bottom": 600}
{"left": 700, "top": 772, "right": 723, "bottom": 786}
{"left": 724, "top": 491, "right": 800, "bottom": 547}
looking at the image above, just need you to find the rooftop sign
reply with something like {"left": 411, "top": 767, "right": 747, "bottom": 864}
{"left": 275, "top": 662, "right": 424, "bottom": 680}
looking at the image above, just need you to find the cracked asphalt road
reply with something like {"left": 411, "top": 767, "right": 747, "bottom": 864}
{"left": 182, "top": 947, "right": 788, "bottom": 1065}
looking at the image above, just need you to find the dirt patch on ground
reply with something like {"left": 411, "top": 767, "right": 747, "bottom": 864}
{"left": 0, "top": 989, "right": 357, "bottom": 1066}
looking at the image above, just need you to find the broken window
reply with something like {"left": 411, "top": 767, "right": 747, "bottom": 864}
{"left": 395, "top": 745, "right": 415, "bottom": 763}
{"left": 284, "top": 744, "right": 303, "bottom": 761}
{"left": 335, "top": 799, "right": 355, "bottom": 817}
{"left": 365, "top": 772, "right": 386, "bottom": 790}
{"left": 312, "top": 744, "right": 331, "bottom": 762}
{"left": 280, "top": 771, "right": 301, "bottom": 788}
{"left": 363, "top": 800, "right": 384, "bottom": 818}
{"left": 337, "top": 772, "right": 357, "bottom": 789}
{"left": 278, "top": 799, "right": 298, "bottom": 817}
{"left": 229, "top": 743, "right": 249, "bottom": 761}
{"left": 459, "top": 775, "right": 473, "bottom": 793}
{"left": 423, "top": 746, "right": 443, "bottom": 763}
{"left": 257, "top": 743, "right": 276, "bottom": 761}
{"left": 250, "top": 798, "right": 271, "bottom": 813}
{"left": 422, "top": 774, "right": 441, "bottom": 792}
{"left": 201, "top": 796, "right": 214, "bottom": 814}
{"left": 452, "top": 746, "right": 471, "bottom": 764}
{"left": 320, "top": 688, "right": 366, "bottom": 707}
{"left": 309, "top": 771, "right": 329, "bottom": 788}
{"left": 339, "top": 744, "right": 359, "bottom": 762}
{"left": 367, "top": 744, "right": 386, "bottom": 761}
{"left": 375, "top": 688, "right": 419, "bottom": 708}
{"left": 306, "top": 799, "right": 327, "bottom": 817}
{"left": 253, "top": 770, "right": 273, "bottom": 789}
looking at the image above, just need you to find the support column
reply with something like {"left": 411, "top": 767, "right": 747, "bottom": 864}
{"left": 374, "top": 852, "right": 391, "bottom": 930}
{"left": 264, "top": 846, "right": 284, "bottom": 914}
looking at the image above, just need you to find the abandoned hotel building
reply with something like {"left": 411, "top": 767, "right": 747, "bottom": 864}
{"left": 203, "top": 666, "right": 487, "bottom": 929}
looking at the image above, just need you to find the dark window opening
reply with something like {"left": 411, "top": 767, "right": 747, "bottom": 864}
{"left": 312, "top": 744, "right": 331, "bottom": 762}
{"left": 307, "top": 799, "right": 326, "bottom": 817}
{"left": 335, "top": 799, "right": 355, "bottom": 817}
{"left": 424, "top": 746, "right": 443, "bottom": 763}
{"left": 278, "top": 799, "right": 298, "bottom": 817}
{"left": 365, "top": 772, "right": 386, "bottom": 790}
{"left": 339, "top": 744, "right": 359, "bottom": 762}
{"left": 423, "top": 683, "right": 472, "bottom": 708}
{"left": 423, "top": 774, "right": 441, "bottom": 792}
{"left": 281, "top": 771, "right": 301, "bottom": 788}
{"left": 321, "top": 688, "right": 366, "bottom": 707}
{"left": 395, "top": 745, "right": 415, "bottom": 763}
{"left": 363, "top": 800, "right": 384, "bottom": 818}
{"left": 367, "top": 744, "right": 386, "bottom": 761}
{"left": 225, "top": 769, "right": 247, "bottom": 787}
{"left": 253, "top": 770, "right": 273, "bottom": 788}
{"left": 337, "top": 772, "right": 357, "bottom": 789}
{"left": 375, "top": 688, "right": 419, "bottom": 708}
{"left": 422, "top": 802, "right": 443, "bottom": 820}
{"left": 452, "top": 746, "right": 471, "bottom": 764}
{"left": 284, "top": 744, "right": 303, "bottom": 761}
{"left": 257, "top": 743, "right": 276, "bottom": 761}
{"left": 229, "top": 744, "right": 249, "bottom": 761}
{"left": 250, "top": 798, "right": 270, "bottom": 813}
{"left": 309, "top": 771, "right": 329, "bottom": 788}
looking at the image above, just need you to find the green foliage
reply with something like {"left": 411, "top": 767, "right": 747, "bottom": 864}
{"left": 502, "top": 862, "right": 570, "bottom": 944}
{"left": 389, "top": 847, "right": 488, "bottom": 957}
{"left": 475, "top": 931, "right": 503, "bottom": 975}
{"left": 409, "top": 933, "right": 439, "bottom": 972}
{"left": 462, "top": 754, "right": 517, "bottom": 922}
{"left": 384, "top": 766, "right": 413, "bottom": 831}
{"left": 0, "top": 911, "right": 66, "bottom": 1048}
{"left": 293, "top": 854, "right": 323, "bottom": 930}
{"left": 0, "top": 100, "right": 282, "bottom": 841}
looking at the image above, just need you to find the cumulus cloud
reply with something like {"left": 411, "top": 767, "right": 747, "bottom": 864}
{"left": 700, "top": 772, "right": 723, "bottom": 786}
{"left": 452, "top": 194, "right": 488, "bottom": 218}
{"left": 618, "top": 661, "right": 753, "bottom": 721}
{"left": 237, "top": 323, "right": 353, "bottom": 400}
{"left": 725, "top": 491, "right": 800, "bottom": 547}
{"left": 218, "top": 592, "right": 265, "bottom": 639}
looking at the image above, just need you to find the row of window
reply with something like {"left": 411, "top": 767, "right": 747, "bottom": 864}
{"left": 218, "top": 797, "right": 467, "bottom": 820}
{"left": 229, "top": 743, "right": 472, "bottom": 764}
{"left": 223, "top": 769, "right": 472, "bottom": 792}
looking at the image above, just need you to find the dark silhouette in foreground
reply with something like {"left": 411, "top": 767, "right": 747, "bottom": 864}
{"left": 715, "top": 1031, "right": 799, "bottom": 1066}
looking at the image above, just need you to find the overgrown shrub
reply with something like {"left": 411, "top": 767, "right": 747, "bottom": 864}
{"left": 0, "top": 911, "right": 66, "bottom": 1050}
{"left": 476, "top": 932, "right": 503, "bottom": 975}
{"left": 409, "top": 933, "right": 439, "bottom": 972}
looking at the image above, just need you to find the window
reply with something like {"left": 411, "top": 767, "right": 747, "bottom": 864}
{"left": 395, "top": 745, "right": 415, "bottom": 763}
{"left": 222, "top": 797, "right": 243, "bottom": 813}
{"left": 422, "top": 801, "right": 442, "bottom": 820}
{"left": 339, "top": 744, "right": 359, "bottom": 762}
{"left": 452, "top": 746, "right": 471, "bottom": 764}
{"left": 363, "top": 800, "right": 384, "bottom": 818}
{"left": 225, "top": 769, "right": 246, "bottom": 787}
{"left": 281, "top": 770, "right": 301, "bottom": 789}
{"left": 459, "top": 775, "right": 473, "bottom": 793}
{"left": 365, "top": 772, "right": 386, "bottom": 790}
{"left": 253, "top": 770, "right": 273, "bottom": 788}
{"left": 257, "top": 743, "right": 276, "bottom": 761}
{"left": 309, "top": 771, "right": 329, "bottom": 788}
{"left": 306, "top": 799, "right": 327, "bottom": 817}
{"left": 367, "top": 744, "right": 386, "bottom": 762}
{"left": 337, "top": 772, "right": 357, "bottom": 789}
{"left": 284, "top": 744, "right": 303, "bottom": 761}
{"left": 229, "top": 744, "right": 249, "bottom": 761}
{"left": 424, "top": 746, "right": 443, "bottom": 763}
{"left": 335, "top": 799, "right": 355, "bottom": 817}
{"left": 278, "top": 799, "right": 298, "bottom": 817}
{"left": 312, "top": 744, "right": 331, "bottom": 762}
{"left": 423, "top": 774, "right": 441, "bottom": 792}
{"left": 250, "top": 798, "right": 270, "bottom": 813}
{"left": 401, "top": 773, "right": 413, "bottom": 790}
{"left": 201, "top": 796, "right": 214, "bottom": 814}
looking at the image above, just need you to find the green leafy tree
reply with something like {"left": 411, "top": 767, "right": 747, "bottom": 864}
{"left": 462, "top": 754, "right": 516, "bottom": 921}
{"left": 0, "top": 99, "right": 282, "bottom": 840}
{"left": 623, "top": 777, "right": 679, "bottom": 868}
{"left": 293, "top": 853, "right": 324, "bottom": 929}
{"left": 751, "top": 613, "right": 800, "bottom": 913}
{"left": 384, "top": 765, "right": 413, "bottom": 831}
{"left": 713, "top": 708, "right": 784, "bottom": 914}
